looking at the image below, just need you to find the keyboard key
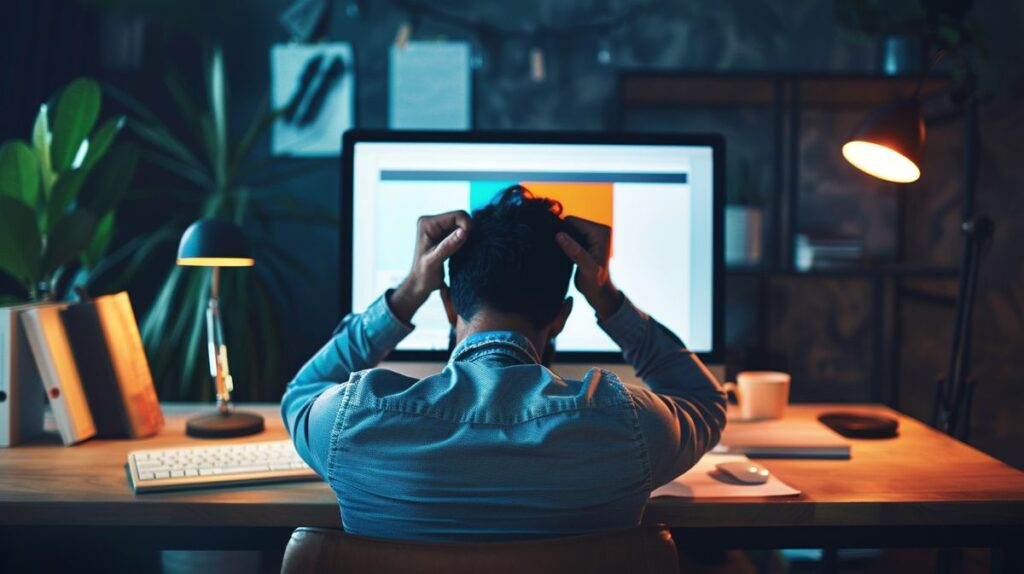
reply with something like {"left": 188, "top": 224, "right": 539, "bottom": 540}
{"left": 222, "top": 464, "right": 272, "bottom": 475}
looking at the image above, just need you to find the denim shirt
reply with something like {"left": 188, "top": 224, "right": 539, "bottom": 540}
{"left": 282, "top": 293, "right": 726, "bottom": 542}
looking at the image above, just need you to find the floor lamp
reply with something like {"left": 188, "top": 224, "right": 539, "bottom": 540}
{"left": 842, "top": 55, "right": 993, "bottom": 440}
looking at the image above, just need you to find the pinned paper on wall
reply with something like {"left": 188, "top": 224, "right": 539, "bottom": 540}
{"left": 270, "top": 43, "right": 354, "bottom": 156}
{"left": 389, "top": 42, "right": 471, "bottom": 130}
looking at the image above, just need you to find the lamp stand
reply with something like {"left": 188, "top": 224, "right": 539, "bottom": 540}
{"left": 932, "top": 70, "right": 994, "bottom": 441}
{"left": 186, "top": 267, "right": 265, "bottom": 439}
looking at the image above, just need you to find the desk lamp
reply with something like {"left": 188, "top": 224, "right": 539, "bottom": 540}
{"left": 177, "top": 219, "right": 265, "bottom": 438}
{"left": 840, "top": 54, "right": 993, "bottom": 440}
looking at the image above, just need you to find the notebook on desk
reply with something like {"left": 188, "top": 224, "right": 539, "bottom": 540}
{"left": 713, "top": 417, "right": 851, "bottom": 459}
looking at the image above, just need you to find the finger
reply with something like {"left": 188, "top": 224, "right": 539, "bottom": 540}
{"left": 564, "top": 216, "right": 610, "bottom": 252}
{"left": 421, "top": 210, "right": 472, "bottom": 242}
{"left": 555, "top": 232, "right": 598, "bottom": 274}
{"left": 564, "top": 215, "right": 610, "bottom": 237}
{"left": 425, "top": 226, "right": 468, "bottom": 265}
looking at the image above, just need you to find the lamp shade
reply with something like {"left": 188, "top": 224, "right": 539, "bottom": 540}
{"left": 176, "top": 219, "right": 254, "bottom": 267}
{"left": 841, "top": 98, "right": 925, "bottom": 184}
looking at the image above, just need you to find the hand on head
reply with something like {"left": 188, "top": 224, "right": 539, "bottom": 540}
{"left": 389, "top": 210, "right": 471, "bottom": 323}
{"left": 556, "top": 216, "right": 623, "bottom": 320}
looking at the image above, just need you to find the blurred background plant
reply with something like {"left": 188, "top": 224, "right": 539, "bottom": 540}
{"left": 0, "top": 77, "right": 137, "bottom": 304}
{"left": 99, "top": 46, "right": 337, "bottom": 402}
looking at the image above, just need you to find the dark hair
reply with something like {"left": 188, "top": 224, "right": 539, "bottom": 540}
{"left": 449, "top": 185, "right": 587, "bottom": 328}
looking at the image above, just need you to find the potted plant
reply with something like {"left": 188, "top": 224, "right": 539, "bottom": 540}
{"left": 725, "top": 157, "right": 765, "bottom": 267}
{"left": 0, "top": 77, "right": 137, "bottom": 303}
{"left": 104, "top": 47, "right": 336, "bottom": 402}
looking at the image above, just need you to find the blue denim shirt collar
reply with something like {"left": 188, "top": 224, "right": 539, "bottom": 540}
{"left": 449, "top": 331, "right": 541, "bottom": 365}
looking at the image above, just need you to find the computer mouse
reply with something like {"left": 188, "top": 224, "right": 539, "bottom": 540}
{"left": 715, "top": 461, "right": 771, "bottom": 484}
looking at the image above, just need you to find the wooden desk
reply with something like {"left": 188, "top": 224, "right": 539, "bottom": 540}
{"left": 1, "top": 403, "right": 1021, "bottom": 552}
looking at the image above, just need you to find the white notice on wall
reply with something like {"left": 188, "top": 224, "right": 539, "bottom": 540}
{"left": 389, "top": 42, "right": 471, "bottom": 130}
{"left": 271, "top": 43, "right": 354, "bottom": 156}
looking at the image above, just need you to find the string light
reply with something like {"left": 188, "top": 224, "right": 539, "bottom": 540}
{"left": 530, "top": 46, "right": 546, "bottom": 82}
{"left": 394, "top": 20, "right": 412, "bottom": 48}
{"left": 345, "top": 0, "right": 361, "bottom": 18}
{"left": 596, "top": 37, "right": 613, "bottom": 65}
{"left": 386, "top": 0, "right": 660, "bottom": 74}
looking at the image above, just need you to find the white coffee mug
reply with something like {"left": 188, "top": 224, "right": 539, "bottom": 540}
{"left": 724, "top": 371, "right": 791, "bottom": 420}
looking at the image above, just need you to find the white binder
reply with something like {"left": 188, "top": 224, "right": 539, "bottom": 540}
{"left": 0, "top": 303, "right": 50, "bottom": 447}
{"left": 20, "top": 304, "right": 96, "bottom": 446}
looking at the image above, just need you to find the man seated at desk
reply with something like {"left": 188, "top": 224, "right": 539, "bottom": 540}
{"left": 282, "top": 186, "right": 726, "bottom": 541}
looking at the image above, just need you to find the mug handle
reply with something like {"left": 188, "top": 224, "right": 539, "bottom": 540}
{"left": 723, "top": 382, "right": 741, "bottom": 406}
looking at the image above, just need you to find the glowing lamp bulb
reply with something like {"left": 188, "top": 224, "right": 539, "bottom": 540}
{"left": 842, "top": 141, "right": 921, "bottom": 184}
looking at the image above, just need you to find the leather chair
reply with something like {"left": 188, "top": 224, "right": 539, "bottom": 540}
{"left": 280, "top": 526, "right": 680, "bottom": 574}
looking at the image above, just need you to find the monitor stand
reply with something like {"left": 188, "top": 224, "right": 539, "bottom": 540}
{"left": 378, "top": 361, "right": 726, "bottom": 390}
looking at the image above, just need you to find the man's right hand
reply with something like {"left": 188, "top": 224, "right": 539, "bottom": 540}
{"left": 556, "top": 216, "right": 624, "bottom": 320}
{"left": 389, "top": 210, "right": 471, "bottom": 324}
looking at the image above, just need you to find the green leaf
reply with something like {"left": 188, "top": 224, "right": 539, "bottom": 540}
{"left": 32, "top": 105, "right": 55, "bottom": 196}
{"left": 78, "top": 143, "right": 139, "bottom": 215}
{"left": 41, "top": 210, "right": 98, "bottom": 276}
{"left": 127, "top": 119, "right": 208, "bottom": 177}
{"left": 208, "top": 45, "right": 228, "bottom": 186}
{"left": 229, "top": 99, "right": 277, "bottom": 177}
{"left": 0, "top": 196, "right": 42, "bottom": 287}
{"left": 46, "top": 170, "right": 87, "bottom": 233}
{"left": 90, "top": 224, "right": 177, "bottom": 292}
{"left": 81, "top": 115, "right": 125, "bottom": 171}
{"left": 81, "top": 211, "right": 115, "bottom": 270}
{"left": 51, "top": 78, "right": 102, "bottom": 172}
{"left": 0, "top": 141, "right": 40, "bottom": 206}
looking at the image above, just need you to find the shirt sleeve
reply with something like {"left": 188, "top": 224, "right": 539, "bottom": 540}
{"left": 281, "top": 292, "right": 413, "bottom": 477}
{"left": 598, "top": 295, "right": 727, "bottom": 489}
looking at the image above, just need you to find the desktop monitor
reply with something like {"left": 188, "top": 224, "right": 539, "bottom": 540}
{"left": 340, "top": 131, "right": 724, "bottom": 365}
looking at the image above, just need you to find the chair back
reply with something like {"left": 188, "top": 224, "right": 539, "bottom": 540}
{"left": 280, "top": 526, "right": 679, "bottom": 574}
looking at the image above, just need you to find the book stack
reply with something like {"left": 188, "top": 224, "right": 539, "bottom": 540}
{"left": 0, "top": 292, "right": 163, "bottom": 447}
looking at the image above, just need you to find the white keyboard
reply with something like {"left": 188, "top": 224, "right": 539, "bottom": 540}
{"left": 127, "top": 439, "right": 319, "bottom": 493}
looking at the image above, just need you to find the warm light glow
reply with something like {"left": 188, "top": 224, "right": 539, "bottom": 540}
{"left": 176, "top": 257, "right": 254, "bottom": 267}
{"left": 842, "top": 141, "right": 920, "bottom": 183}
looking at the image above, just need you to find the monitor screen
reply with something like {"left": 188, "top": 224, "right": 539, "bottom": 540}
{"left": 342, "top": 132, "right": 722, "bottom": 360}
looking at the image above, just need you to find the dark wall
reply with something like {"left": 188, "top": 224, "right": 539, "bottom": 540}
{"left": 3, "top": 0, "right": 1022, "bottom": 468}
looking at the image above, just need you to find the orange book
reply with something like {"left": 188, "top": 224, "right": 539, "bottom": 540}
{"left": 61, "top": 292, "right": 163, "bottom": 439}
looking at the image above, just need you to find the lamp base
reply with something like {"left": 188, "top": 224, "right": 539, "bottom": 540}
{"left": 186, "top": 410, "right": 265, "bottom": 439}
{"left": 819, "top": 411, "right": 899, "bottom": 439}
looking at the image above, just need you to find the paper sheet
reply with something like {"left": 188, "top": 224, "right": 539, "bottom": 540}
{"left": 389, "top": 41, "right": 471, "bottom": 129}
{"left": 270, "top": 43, "right": 354, "bottom": 157}
{"left": 651, "top": 454, "right": 801, "bottom": 498}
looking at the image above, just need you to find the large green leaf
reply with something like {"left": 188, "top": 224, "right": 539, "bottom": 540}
{"left": 78, "top": 143, "right": 139, "bottom": 215}
{"left": 41, "top": 210, "right": 98, "bottom": 276}
{"left": 0, "top": 196, "right": 42, "bottom": 287}
{"left": 81, "top": 210, "right": 115, "bottom": 270}
{"left": 51, "top": 78, "right": 101, "bottom": 172}
{"left": 0, "top": 141, "right": 39, "bottom": 206}
{"left": 81, "top": 115, "right": 125, "bottom": 171}
{"left": 45, "top": 170, "right": 87, "bottom": 233}
{"left": 32, "top": 105, "right": 55, "bottom": 196}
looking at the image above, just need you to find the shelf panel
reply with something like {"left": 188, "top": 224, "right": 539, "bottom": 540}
{"left": 620, "top": 73, "right": 952, "bottom": 108}
{"left": 726, "top": 265, "right": 959, "bottom": 278}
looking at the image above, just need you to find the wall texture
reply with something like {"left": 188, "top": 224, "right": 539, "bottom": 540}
{"left": 2, "top": 0, "right": 1021, "bottom": 467}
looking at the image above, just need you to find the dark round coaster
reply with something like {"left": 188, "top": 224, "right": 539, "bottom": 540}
{"left": 818, "top": 411, "right": 899, "bottom": 439}
{"left": 186, "top": 411, "right": 265, "bottom": 439}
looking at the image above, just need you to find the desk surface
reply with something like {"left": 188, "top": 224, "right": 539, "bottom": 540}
{"left": 1, "top": 403, "right": 1022, "bottom": 534}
